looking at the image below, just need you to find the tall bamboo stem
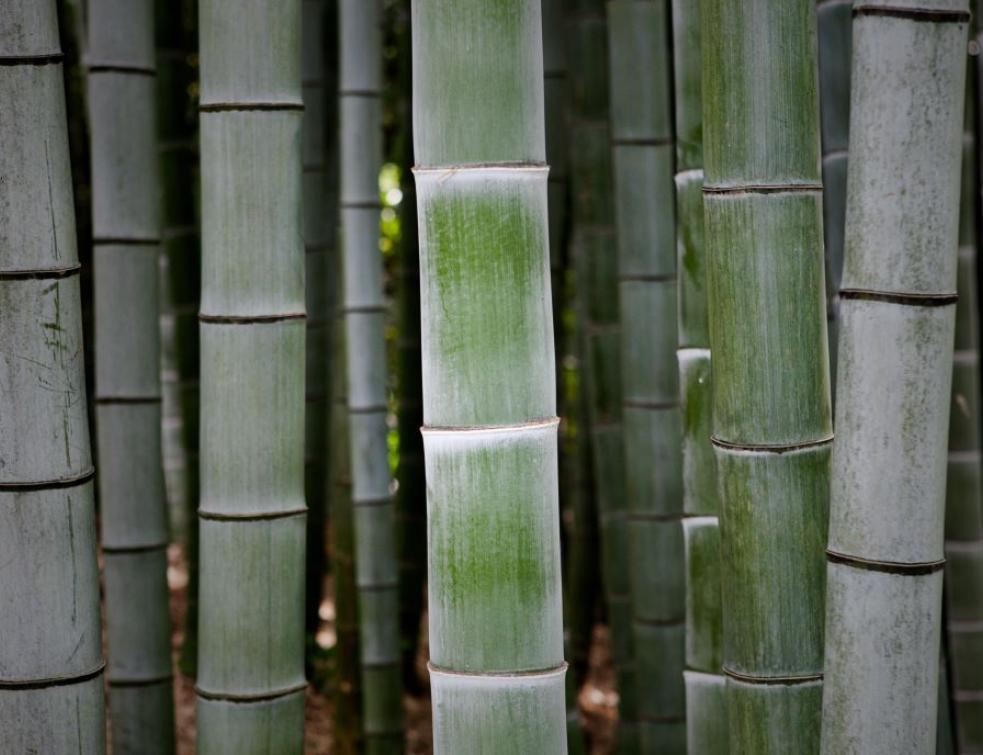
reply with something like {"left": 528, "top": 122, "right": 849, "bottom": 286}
{"left": 566, "top": 0, "right": 637, "bottom": 747}
{"left": 821, "top": 3, "right": 969, "bottom": 753}
{"left": 0, "top": 2, "right": 105, "bottom": 751}
{"left": 196, "top": 0, "right": 307, "bottom": 748}
{"left": 413, "top": 0, "right": 567, "bottom": 750}
{"left": 702, "top": 0, "right": 832, "bottom": 750}
{"left": 339, "top": 0, "right": 404, "bottom": 748}
{"left": 672, "top": 0, "right": 727, "bottom": 751}
{"left": 87, "top": 1, "right": 175, "bottom": 748}
{"left": 607, "top": 1, "right": 684, "bottom": 750}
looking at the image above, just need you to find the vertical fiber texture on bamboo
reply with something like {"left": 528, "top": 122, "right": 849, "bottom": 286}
{"left": 155, "top": 0, "right": 201, "bottom": 677}
{"left": 672, "top": 0, "right": 727, "bottom": 751}
{"left": 302, "top": 0, "right": 337, "bottom": 652}
{"left": 196, "top": 0, "right": 306, "bottom": 749}
{"left": 565, "top": 0, "right": 637, "bottom": 746}
{"left": 413, "top": 1, "right": 566, "bottom": 751}
{"left": 339, "top": 0, "right": 404, "bottom": 749}
{"left": 0, "top": 2, "right": 105, "bottom": 752}
{"left": 702, "top": 0, "right": 832, "bottom": 750}
{"left": 817, "top": 0, "right": 852, "bottom": 379}
{"left": 607, "top": 1, "right": 684, "bottom": 751}
{"left": 86, "top": 0, "right": 175, "bottom": 749}
{"left": 821, "top": 2, "right": 968, "bottom": 753}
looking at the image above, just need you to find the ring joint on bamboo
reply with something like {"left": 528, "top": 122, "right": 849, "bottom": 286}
{"left": 710, "top": 434, "right": 834, "bottom": 454}
{"left": 825, "top": 549, "right": 946, "bottom": 575}
{"left": 348, "top": 404, "right": 387, "bottom": 414}
{"left": 198, "top": 311, "right": 307, "bottom": 324}
{"left": 352, "top": 496, "right": 392, "bottom": 509}
{"left": 0, "top": 660, "right": 105, "bottom": 690}
{"left": 102, "top": 541, "right": 169, "bottom": 555}
{"left": 839, "top": 288, "right": 959, "bottom": 307}
{"left": 420, "top": 416, "right": 560, "bottom": 435}
{"left": 87, "top": 64, "right": 156, "bottom": 76}
{"left": 198, "top": 101, "right": 305, "bottom": 113}
{"left": 0, "top": 264, "right": 81, "bottom": 280}
{"left": 108, "top": 673, "right": 174, "bottom": 688}
{"left": 852, "top": 5, "right": 971, "bottom": 22}
{"left": 95, "top": 395, "right": 162, "bottom": 405}
{"left": 0, "top": 53, "right": 63, "bottom": 66}
{"left": 93, "top": 236, "right": 160, "bottom": 246}
{"left": 198, "top": 506, "right": 308, "bottom": 522}
{"left": 0, "top": 466, "right": 96, "bottom": 492}
{"left": 427, "top": 661, "right": 568, "bottom": 679}
{"left": 342, "top": 304, "right": 386, "bottom": 315}
{"left": 722, "top": 666, "right": 823, "bottom": 686}
{"left": 702, "top": 182, "right": 824, "bottom": 195}
{"left": 195, "top": 680, "right": 308, "bottom": 703}
{"left": 412, "top": 161, "right": 549, "bottom": 175}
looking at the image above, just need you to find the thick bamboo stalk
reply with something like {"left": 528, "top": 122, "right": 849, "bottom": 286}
{"left": 607, "top": 2, "right": 684, "bottom": 751}
{"left": 672, "top": 0, "right": 727, "bottom": 751}
{"left": 817, "top": 0, "right": 852, "bottom": 379}
{"left": 338, "top": 0, "right": 404, "bottom": 748}
{"left": 943, "top": 30, "right": 983, "bottom": 755}
{"left": 302, "top": 0, "right": 337, "bottom": 654}
{"left": 413, "top": 1, "right": 567, "bottom": 750}
{"left": 155, "top": 0, "right": 201, "bottom": 677}
{"left": 86, "top": 1, "right": 175, "bottom": 749}
{"left": 821, "top": 3, "right": 969, "bottom": 753}
{"left": 702, "top": 0, "right": 832, "bottom": 750}
{"left": 565, "top": 1, "right": 637, "bottom": 747}
{"left": 196, "top": 0, "right": 307, "bottom": 749}
{"left": 0, "top": 2, "right": 105, "bottom": 751}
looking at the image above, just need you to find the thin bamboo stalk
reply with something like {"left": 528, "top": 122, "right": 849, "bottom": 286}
{"left": 943, "top": 32, "right": 983, "bottom": 755}
{"left": 607, "top": 2, "right": 684, "bottom": 751}
{"left": 566, "top": 1, "right": 637, "bottom": 747}
{"left": 821, "top": 3, "right": 969, "bottom": 753}
{"left": 413, "top": 0, "right": 567, "bottom": 750}
{"left": 672, "top": 0, "right": 727, "bottom": 751}
{"left": 817, "top": 0, "right": 852, "bottom": 379}
{"left": 338, "top": 0, "right": 404, "bottom": 748}
{"left": 196, "top": 0, "right": 307, "bottom": 748}
{"left": 155, "top": 0, "right": 201, "bottom": 678}
{"left": 86, "top": 1, "right": 175, "bottom": 748}
{"left": 702, "top": 0, "right": 832, "bottom": 750}
{"left": 0, "top": 2, "right": 105, "bottom": 751}
{"left": 302, "top": 0, "right": 337, "bottom": 655}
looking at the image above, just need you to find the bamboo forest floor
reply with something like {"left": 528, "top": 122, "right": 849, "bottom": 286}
{"left": 161, "top": 545, "right": 618, "bottom": 753}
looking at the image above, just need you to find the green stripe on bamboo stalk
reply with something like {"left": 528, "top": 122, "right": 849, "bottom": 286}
{"left": 87, "top": 0, "right": 176, "bottom": 749}
{"left": 565, "top": 1, "right": 638, "bottom": 747}
{"left": 702, "top": 0, "right": 832, "bottom": 749}
{"left": 821, "top": 2, "right": 969, "bottom": 753}
{"left": 196, "top": 0, "right": 307, "bottom": 749}
{"left": 413, "top": 1, "right": 567, "bottom": 750}
{"left": 0, "top": 3, "right": 106, "bottom": 751}
{"left": 607, "top": 1, "right": 685, "bottom": 751}
{"left": 817, "top": 0, "right": 852, "bottom": 382}
{"left": 338, "top": 0, "right": 405, "bottom": 748}
{"left": 672, "top": 0, "right": 728, "bottom": 750}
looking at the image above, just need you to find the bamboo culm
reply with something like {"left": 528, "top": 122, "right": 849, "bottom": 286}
{"left": 196, "top": 0, "right": 307, "bottom": 749}
{"left": 566, "top": 0, "right": 638, "bottom": 747}
{"left": 413, "top": 0, "right": 567, "bottom": 750}
{"left": 816, "top": 0, "right": 852, "bottom": 380}
{"left": 607, "top": 1, "right": 685, "bottom": 751}
{"left": 155, "top": 0, "right": 202, "bottom": 678}
{"left": 702, "top": 0, "right": 832, "bottom": 750}
{"left": 339, "top": 0, "right": 405, "bottom": 748}
{"left": 821, "top": 3, "right": 969, "bottom": 753}
{"left": 0, "top": 2, "right": 105, "bottom": 751}
{"left": 672, "top": 0, "right": 728, "bottom": 751}
{"left": 87, "top": 0, "right": 175, "bottom": 749}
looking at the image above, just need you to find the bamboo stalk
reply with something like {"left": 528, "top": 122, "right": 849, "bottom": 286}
{"left": 196, "top": 0, "right": 307, "bottom": 748}
{"left": 821, "top": 3, "right": 969, "bottom": 753}
{"left": 702, "top": 0, "right": 832, "bottom": 750}
{"left": 943, "top": 31, "right": 983, "bottom": 755}
{"left": 817, "top": 0, "right": 852, "bottom": 379}
{"left": 302, "top": 0, "right": 337, "bottom": 655}
{"left": 607, "top": 2, "right": 685, "bottom": 751}
{"left": 338, "top": 0, "right": 405, "bottom": 748}
{"left": 155, "top": 0, "right": 201, "bottom": 677}
{"left": 672, "top": 0, "right": 728, "bottom": 751}
{"left": 413, "top": 1, "right": 567, "bottom": 750}
{"left": 565, "top": 1, "right": 637, "bottom": 747}
{"left": 86, "top": 1, "right": 175, "bottom": 749}
{"left": 0, "top": 2, "right": 106, "bottom": 751}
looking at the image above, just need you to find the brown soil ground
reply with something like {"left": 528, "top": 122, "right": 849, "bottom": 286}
{"left": 165, "top": 546, "right": 617, "bottom": 753}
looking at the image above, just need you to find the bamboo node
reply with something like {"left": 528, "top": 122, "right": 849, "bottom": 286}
{"left": 722, "top": 666, "right": 823, "bottom": 685}
{"left": 0, "top": 660, "right": 105, "bottom": 690}
{"left": 826, "top": 549, "right": 945, "bottom": 575}
{"left": 195, "top": 679, "right": 308, "bottom": 703}
{"left": 852, "top": 5, "right": 971, "bottom": 23}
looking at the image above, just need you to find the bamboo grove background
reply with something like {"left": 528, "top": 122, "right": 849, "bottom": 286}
{"left": 2, "top": 0, "right": 983, "bottom": 753}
